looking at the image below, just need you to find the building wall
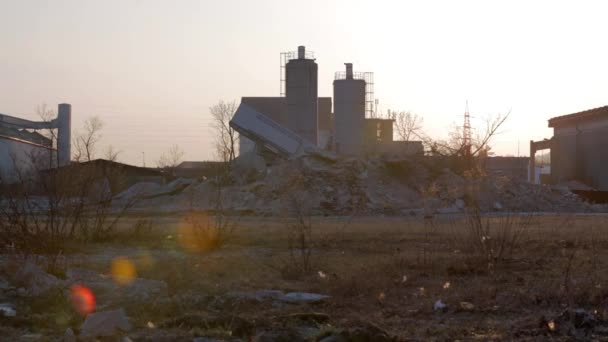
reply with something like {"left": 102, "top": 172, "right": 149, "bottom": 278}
{"left": 318, "top": 98, "right": 332, "bottom": 150}
{"left": 367, "top": 141, "right": 424, "bottom": 158}
{"left": 364, "top": 119, "right": 394, "bottom": 144}
{"left": 552, "top": 116, "right": 608, "bottom": 190}
{"left": 484, "top": 156, "right": 529, "bottom": 182}
{"left": 0, "top": 136, "right": 55, "bottom": 182}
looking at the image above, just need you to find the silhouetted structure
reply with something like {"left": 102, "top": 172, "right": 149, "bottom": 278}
{"left": 530, "top": 105, "right": 608, "bottom": 190}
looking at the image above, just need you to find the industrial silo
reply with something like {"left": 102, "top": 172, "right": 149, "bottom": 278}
{"left": 285, "top": 46, "right": 318, "bottom": 145}
{"left": 333, "top": 63, "right": 366, "bottom": 155}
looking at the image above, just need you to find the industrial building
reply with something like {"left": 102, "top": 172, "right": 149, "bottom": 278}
{"left": 231, "top": 46, "right": 423, "bottom": 159}
{"left": 530, "top": 105, "right": 608, "bottom": 190}
{"left": 0, "top": 103, "right": 71, "bottom": 182}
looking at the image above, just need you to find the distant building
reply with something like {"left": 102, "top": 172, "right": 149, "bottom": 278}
{"left": 484, "top": 156, "right": 529, "bottom": 182}
{"left": 0, "top": 104, "right": 71, "bottom": 182}
{"left": 238, "top": 96, "right": 333, "bottom": 155}
{"left": 175, "top": 161, "right": 224, "bottom": 179}
{"left": 530, "top": 105, "right": 608, "bottom": 190}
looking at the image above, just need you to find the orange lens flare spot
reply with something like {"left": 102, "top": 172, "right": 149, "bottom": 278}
{"left": 70, "top": 284, "right": 96, "bottom": 316}
{"left": 111, "top": 257, "right": 136, "bottom": 286}
{"left": 178, "top": 213, "right": 214, "bottom": 253}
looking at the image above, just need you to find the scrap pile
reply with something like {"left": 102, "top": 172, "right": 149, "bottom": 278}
{"left": 118, "top": 153, "right": 594, "bottom": 215}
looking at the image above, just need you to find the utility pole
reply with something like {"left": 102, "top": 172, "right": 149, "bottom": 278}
{"left": 463, "top": 100, "right": 472, "bottom": 157}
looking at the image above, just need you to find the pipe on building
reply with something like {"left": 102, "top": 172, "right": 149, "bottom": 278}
{"left": 57, "top": 103, "right": 71, "bottom": 166}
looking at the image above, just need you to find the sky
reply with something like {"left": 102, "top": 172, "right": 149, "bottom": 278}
{"left": 1, "top": 0, "right": 607, "bottom": 165}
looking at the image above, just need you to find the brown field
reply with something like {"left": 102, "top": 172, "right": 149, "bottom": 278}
{"left": 3, "top": 212, "right": 608, "bottom": 341}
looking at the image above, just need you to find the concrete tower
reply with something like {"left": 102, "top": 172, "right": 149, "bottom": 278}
{"left": 334, "top": 63, "right": 366, "bottom": 155}
{"left": 286, "top": 46, "right": 318, "bottom": 145}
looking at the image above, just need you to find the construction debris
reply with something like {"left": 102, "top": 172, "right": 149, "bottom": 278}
{"left": 80, "top": 308, "right": 132, "bottom": 338}
{"left": 117, "top": 153, "right": 598, "bottom": 215}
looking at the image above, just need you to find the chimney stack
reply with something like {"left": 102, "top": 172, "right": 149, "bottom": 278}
{"left": 345, "top": 63, "right": 353, "bottom": 79}
{"left": 298, "top": 46, "right": 306, "bottom": 59}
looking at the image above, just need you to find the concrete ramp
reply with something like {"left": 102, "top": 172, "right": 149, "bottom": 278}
{"left": 230, "top": 103, "right": 315, "bottom": 157}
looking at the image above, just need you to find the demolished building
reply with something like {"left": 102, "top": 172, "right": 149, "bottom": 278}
{"left": 231, "top": 46, "right": 423, "bottom": 160}
{"left": 530, "top": 105, "right": 608, "bottom": 191}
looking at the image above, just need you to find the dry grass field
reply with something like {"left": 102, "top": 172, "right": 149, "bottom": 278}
{"left": 3, "top": 212, "right": 608, "bottom": 341}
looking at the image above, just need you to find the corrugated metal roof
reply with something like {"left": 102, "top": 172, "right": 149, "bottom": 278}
{"left": 548, "top": 105, "right": 608, "bottom": 127}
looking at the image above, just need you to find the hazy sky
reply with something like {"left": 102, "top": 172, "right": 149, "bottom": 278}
{"left": 1, "top": 0, "right": 607, "bottom": 165}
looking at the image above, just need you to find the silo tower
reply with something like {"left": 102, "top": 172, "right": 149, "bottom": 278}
{"left": 334, "top": 63, "right": 366, "bottom": 155}
{"left": 285, "top": 46, "right": 318, "bottom": 145}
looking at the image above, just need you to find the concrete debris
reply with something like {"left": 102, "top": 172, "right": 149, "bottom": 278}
{"left": 0, "top": 303, "right": 16, "bottom": 317}
{"left": 192, "top": 338, "right": 225, "bottom": 342}
{"left": 11, "top": 262, "right": 64, "bottom": 297}
{"left": 281, "top": 292, "right": 331, "bottom": 303}
{"left": 118, "top": 154, "right": 595, "bottom": 215}
{"left": 64, "top": 328, "right": 76, "bottom": 342}
{"left": 115, "top": 182, "right": 161, "bottom": 201}
{"left": 458, "top": 301, "right": 475, "bottom": 312}
{"left": 67, "top": 268, "right": 168, "bottom": 305}
{"left": 80, "top": 308, "right": 132, "bottom": 338}
{"left": 227, "top": 290, "right": 330, "bottom": 304}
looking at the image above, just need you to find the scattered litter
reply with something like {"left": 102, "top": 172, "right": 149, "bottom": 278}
{"left": 459, "top": 301, "right": 475, "bottom": 312}
{"left": 434, "top": 299, "right": 448, "bottom": 312}
{"left": 0, "top": 303, "right": 16, "bottom": 317}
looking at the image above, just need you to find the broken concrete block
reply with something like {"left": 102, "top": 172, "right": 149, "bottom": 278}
{"left": 12, "top": 262, "right": 64, "bottom": 297}
{"left": 281, "top": 292, "right": 330, "bottom": 304}
{"left": 80, "top": 308, "right": 132, "bottom": 338}
{"left": 458, "top": 301, "right": 475, "bottom": 312}
{"left": 64, "top": 328, "right": 76, "bottom": 342}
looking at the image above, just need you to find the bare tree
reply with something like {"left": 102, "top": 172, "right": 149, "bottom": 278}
{"left": 157, "top": 144, "right": 184, "bottom": 176}
{"left": 422, "top": 112, "right": 509, "bottom": 158}
{"left": 210, "top": 100, "right": 238, "bottom": 163}
{"left": 388, "top": 110, "right": 424, "bottom": 141}
{"left": 103, "top": 145, "right": 121, "bottom": 162}
{"left": 73, "top": 116, "right": 104, "bottom": 162}
{"left": 35, "top": 104, "right": 58, "bottom": 168}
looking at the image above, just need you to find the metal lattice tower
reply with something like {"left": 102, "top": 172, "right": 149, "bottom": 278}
{"left": 463, "top": 100, "right": 472, "bottom": 156}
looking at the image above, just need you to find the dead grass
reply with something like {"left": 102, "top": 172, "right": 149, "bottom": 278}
{"left": 7, "top": 213, "right": 608, "bottom": 340}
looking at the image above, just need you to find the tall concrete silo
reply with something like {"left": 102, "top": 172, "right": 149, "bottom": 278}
{"left": 285, "top": 46, "right": 318, "bottom": 145}
{"left": 334, "top": 63, "right": 366, "bottom": 155}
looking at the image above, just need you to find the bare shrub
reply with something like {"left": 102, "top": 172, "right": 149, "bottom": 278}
{"left": 0, "top": 126, "right": 140, "bottom": 259}
{"left": 281, "top": 205, "right": 314, "bottom": 279}
{"left": 460, "top": 206, "right": 532, "bottom": 273}
{"left": 181, "top": 211, "right": 235, "bottom": 252}
{"left": 274, "top": 164, "right": 316, "bottom": 279}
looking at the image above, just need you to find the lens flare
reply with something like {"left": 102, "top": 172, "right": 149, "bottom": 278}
{"left": 178, "top": 213, "right": 215, "bottom": 253}
{"left": 70, "top": 284, "right": 96, "bottom": 315}
{"left": 136, "top": 250, "right": 155, "bottom": 271}
{"left": 111, "top": 257, "right": 136, "bottom": 286}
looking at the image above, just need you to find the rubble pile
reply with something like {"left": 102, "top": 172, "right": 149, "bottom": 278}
{"left": 120, "top": 154, "right": 595, "bottom": 215}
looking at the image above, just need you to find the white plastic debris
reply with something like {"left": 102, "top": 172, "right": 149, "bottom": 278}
{"left": 434, "top": 299, "right": 447, "bottom": 312}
